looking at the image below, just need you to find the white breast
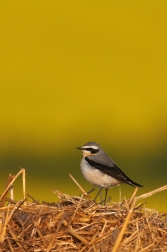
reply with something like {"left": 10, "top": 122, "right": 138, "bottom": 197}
{"left": 80, "top": 158, "right": 120, "bottom": 188}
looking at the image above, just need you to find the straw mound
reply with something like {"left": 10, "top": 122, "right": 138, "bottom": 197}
{"left": 0, "top": 190, "right": 167, "bottom": 252}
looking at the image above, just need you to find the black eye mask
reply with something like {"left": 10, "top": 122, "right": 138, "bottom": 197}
{"left": 83, "top": 148, "right": 99, "bottom": 154}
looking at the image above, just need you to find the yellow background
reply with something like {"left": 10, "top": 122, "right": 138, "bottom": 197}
{"left": 0, "top": 1, "right": 167, "bottom": 210}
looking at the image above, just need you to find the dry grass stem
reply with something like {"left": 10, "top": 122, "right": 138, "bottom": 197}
{"left": 69, "top": 174, "right": 91, "bottom": 200}
{"left": 0, "top": 168, "right": 26, "bottom": 203}
{"left": 136, "top": 184, "right": 167, "bottom": 201}
{"left": 0, "top": 170, "right": 167, "bottom": 251}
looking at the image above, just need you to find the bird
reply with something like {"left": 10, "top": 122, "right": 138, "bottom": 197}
{"left": 77, "top": 141, "right": 143, "bottom": 204}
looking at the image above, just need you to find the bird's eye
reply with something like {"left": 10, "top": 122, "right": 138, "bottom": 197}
{"left": 85, "top": 148, "right": 94, "bottom": 151}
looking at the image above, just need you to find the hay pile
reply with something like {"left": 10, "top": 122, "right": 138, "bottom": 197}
{"left": 0, "top": 170, "right": 167, "bottom": 251}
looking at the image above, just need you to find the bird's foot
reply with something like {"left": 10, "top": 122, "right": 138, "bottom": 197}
{"left": 99, "top": 196, "right": 112, "bottom": 205}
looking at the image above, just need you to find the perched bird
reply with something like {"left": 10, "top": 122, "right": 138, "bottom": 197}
{"left": 77, "top": 141, "right": 143, "bottom": 204}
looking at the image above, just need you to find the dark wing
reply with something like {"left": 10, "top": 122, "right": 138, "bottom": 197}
{"left": 85, "top": 154, "right": 143, "bottom": 187}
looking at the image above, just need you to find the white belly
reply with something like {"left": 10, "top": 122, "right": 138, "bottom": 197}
{"left": 80, "top": 159, "right": 120, "bottom": 189}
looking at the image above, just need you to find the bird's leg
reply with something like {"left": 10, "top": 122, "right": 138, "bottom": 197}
{"left": 79, "top": 188, "right": 95, "bottom": 197}
{"left": 93, "top": 187, "right": 103, "bottom": 202}
{"left": 107, "top": 196, "right": 111, "bottom": 203}
{"left": 87, "top": 188, "right": 95, "bottom": 195}
{"left": 104, "top": 188, "right": 108, "bottom": 205}
{"left": 100, "top": 190, "right": 103, "bottom": 202}
{"left": 98, "top": 190, "right": 105, "bottom": 205}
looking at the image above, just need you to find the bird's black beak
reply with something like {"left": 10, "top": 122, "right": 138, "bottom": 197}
{"left": 76, "top": 147, "right": 82, "bottom": 150}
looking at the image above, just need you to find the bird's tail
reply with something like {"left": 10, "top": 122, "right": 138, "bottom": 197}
{"left": 126, "top": 177, "right": 143, "bottom": 188}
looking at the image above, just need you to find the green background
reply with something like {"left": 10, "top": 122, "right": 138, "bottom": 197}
{"left": 0, "top": 1, "right": 167, "bottom": 210}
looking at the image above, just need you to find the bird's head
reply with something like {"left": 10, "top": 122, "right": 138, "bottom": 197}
{"left": 77, "top": 142, "right": 103, "bottom": 157}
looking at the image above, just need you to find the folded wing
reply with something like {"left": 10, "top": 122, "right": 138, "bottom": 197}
{"left": 85, "top": 154, "right": 143, "bottom": 187}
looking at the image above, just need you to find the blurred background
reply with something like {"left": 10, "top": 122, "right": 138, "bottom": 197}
{"left": 0, "top": 1, "right": 167, "bottom": 211}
